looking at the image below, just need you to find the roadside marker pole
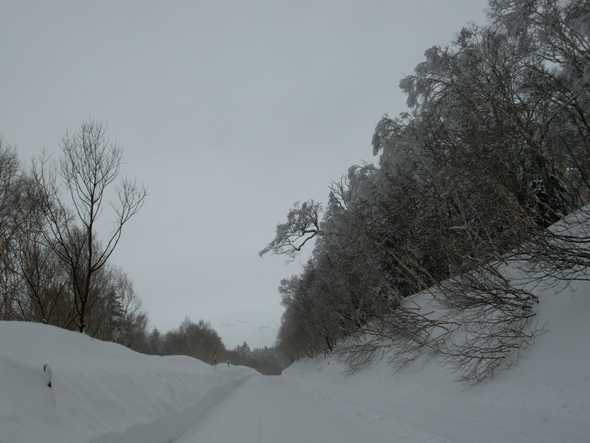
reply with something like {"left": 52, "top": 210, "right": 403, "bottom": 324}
{"left": 43, "top": 364, "right": 52, "bottom": 388}
{"left": 214, "top": 349, "right": 217, "bottom": 366}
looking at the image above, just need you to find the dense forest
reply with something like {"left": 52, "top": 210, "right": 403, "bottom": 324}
{"left": 261, "top": 0, "right": 590, "bottom": 382}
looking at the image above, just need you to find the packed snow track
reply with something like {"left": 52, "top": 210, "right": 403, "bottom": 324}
{"left": 169, "top": 371, "right": 587, "bottom": 443}
{"left": 173, "top": 374, "right": 446, "bottom": 443}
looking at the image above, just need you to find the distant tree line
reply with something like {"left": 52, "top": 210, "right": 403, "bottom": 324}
{"left": 262, "top": 0, "right": 590, "bottom": 382}
{"left": 144, "top": 317, "right": 286, "bottom": 375}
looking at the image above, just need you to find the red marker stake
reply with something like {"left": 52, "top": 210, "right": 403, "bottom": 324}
{"left": 43, "top": 364, "right": 52, "bottom": 388}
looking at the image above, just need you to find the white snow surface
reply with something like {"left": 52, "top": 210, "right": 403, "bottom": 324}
{"left": 282, "top": 284, "right": 590, "bottom": 443}
{"left": 0, "top": 322, "right": 255, "bottom": 443}
{"left": 1, "top": 277, "right": 589, "bottom": 442}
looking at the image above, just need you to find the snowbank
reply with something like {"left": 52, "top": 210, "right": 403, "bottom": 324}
{"left": 0, "top": 322, "right": 255, "bottom": 443}
{"left": 283, "top": 280, "right": 590, "bottom": 442}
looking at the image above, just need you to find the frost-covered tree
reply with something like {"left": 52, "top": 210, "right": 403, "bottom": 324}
{"left": 259, "top": 200, "right": 322, "bottom": 261}
{"left": 237, "top": 342, "right": 252, "bottom": 359}
{"left": 270, "top": 0, "right": 590, "bottom": 382}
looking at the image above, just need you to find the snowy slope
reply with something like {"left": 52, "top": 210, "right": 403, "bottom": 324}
{"left": 0, "top": 322, "right": 255, "bottom": 443}
{"left": 283, "top": 280, "right": 590, "bottom": 443}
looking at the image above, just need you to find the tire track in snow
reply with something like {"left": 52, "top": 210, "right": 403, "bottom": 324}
{"left": 174, "top": 375, "right": 450, "bottom": 443}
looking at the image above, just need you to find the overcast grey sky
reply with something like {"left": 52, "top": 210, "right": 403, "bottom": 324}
{"left": 0, "top": 0, "right": 489, "bottom": 349}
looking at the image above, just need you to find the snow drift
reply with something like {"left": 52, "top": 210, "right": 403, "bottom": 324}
{"left": 0, "top": 322, "right": 255, "bottom": 443}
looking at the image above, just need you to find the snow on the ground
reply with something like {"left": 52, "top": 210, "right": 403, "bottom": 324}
{"left": 174, "top": 374, "right": 452, "bottom": 443}
{"left": 283, "top": 278, "right": 590, "bottom": 443}
{"left": 0, "top": 322, "right": 255, "bottom": 443}
{"left": 1, "top": 263, "right": 589, "bottom": 442}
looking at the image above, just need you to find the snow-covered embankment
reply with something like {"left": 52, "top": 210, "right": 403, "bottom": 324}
{"left": 283, "top": 279, "right": 590, "bottom": 443}
{"left": 0, "top": 322, "right": 255, "bottom": 443}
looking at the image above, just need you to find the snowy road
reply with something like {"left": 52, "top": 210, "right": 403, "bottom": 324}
{"left": 174, "top": 375, "right": 450, "bottom": 443}
{"left": 171, "top": 369, "right": 588, "bottom": 443}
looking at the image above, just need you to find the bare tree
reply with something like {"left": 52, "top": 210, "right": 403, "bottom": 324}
{"left": 18, "top": 228, "right": 74, "bottom": 327}
{"left": 0, "top": 142, "right": 33, "bottom": 320}
{"left": 90, "top": 267, "right": 149, "bottom": 350}
{"left": 32, "top": 121, "right": 147, "bottom": 333}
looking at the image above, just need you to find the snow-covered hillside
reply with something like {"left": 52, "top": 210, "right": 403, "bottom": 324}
{"left": 1, "top": 270, "right": 589, "bottom": 442}
{"left": 284, "top": 282, "right": 590, "bottom": 442}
